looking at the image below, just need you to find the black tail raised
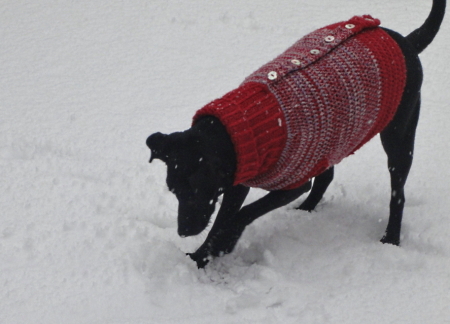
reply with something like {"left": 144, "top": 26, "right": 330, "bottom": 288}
{"left": 406, "top": 0, "right": 446, "bottom": 53}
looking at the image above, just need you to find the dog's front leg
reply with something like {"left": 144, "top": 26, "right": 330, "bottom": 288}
{"left": 188, "top": 184, "right": 250, "bottom": 268}
{"left": 189, "top": 182, "right": 311, "bottom": 268}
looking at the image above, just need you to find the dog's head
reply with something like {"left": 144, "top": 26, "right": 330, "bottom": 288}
{"left": 147, "top": 131, "right": 231, "bottom": 237}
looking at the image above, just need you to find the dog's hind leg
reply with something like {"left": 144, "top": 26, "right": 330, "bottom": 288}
{"left": 297, "top": 167, "right": 334, "bottom": 212}
{"left": 379, "top": 95, "right": 421, "bottom": 246}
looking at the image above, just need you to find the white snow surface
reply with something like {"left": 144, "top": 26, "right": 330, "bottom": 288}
{"left": 1, "top": 0, "right": 450, "bottom": 323}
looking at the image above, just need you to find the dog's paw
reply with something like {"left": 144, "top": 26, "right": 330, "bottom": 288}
{"left": 187, "top": 252, "right": 211, "bottom": 269}
{"left": 380, "top": 234, "right": 400, "bottom": 246}
{"left": 297, "top": 200, "right": 317, "bottom": 212}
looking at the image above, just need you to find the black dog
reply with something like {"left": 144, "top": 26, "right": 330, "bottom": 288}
{"left": 147, "top": 1, "right": 446, "bottom": 269}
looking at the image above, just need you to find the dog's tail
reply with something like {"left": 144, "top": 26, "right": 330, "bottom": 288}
{"left": 406, "top": 0, "right": 446, "bottom": 53}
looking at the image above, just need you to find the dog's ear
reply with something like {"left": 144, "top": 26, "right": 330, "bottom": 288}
{"left": 146, "top": 132, "right": 170, "bottom": 163}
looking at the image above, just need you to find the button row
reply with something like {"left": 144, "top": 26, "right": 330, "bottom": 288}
{"left": 267, "top": 23, "right": 356, "bottom": 80}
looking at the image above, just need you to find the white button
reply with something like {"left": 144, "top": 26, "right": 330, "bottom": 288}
{"left": 268, "top": 71, "right": 278, "bottom": 80}
{"left": 345, "top": 24, "right": 355, "bottom": 29}
{"left": 291, "top": 59, "right": 301, "bottom": 65}
{"left": 324, "top": 36, "right": 335, "bottom": 42}
{"left": 310, "top": 49, "right": 320, "bottom": 55}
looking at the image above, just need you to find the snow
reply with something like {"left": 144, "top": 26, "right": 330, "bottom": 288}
{"left": 1, "top": 0, "right": 449, "bottom": 323}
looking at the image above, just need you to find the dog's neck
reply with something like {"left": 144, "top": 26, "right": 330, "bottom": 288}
{"left": 190, "top": 116, "right": 237, "bottom": 185}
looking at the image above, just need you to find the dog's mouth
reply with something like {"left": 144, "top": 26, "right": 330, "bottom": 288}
{"left": 177, "top": 203, "right": 214, "bottom": 237}
{"left": 177, "top": 219, "right": 208, "bottom": 237}
{"left": 178, "top": 226, "right": 203, "bottom": 237}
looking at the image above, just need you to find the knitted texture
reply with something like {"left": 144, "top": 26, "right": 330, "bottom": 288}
{"left": 194, "top": 15, "right": 406, "bottom": 190}
{"left": 193, "top": 82, "right": 287, "bottom": 182}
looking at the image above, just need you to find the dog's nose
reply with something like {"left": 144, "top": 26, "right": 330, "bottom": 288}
{"left": 178, "top": 227, "right": 190, "bottom": 237}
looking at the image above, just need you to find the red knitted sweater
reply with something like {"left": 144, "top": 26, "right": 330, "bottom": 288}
{"left": 193, "top": 15, "right": 406, "bottom": 191}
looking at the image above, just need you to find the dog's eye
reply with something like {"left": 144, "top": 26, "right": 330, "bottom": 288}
{"left": 188, "top": 163, "right": 217, "bottom": 195}
{"left": 167, "top": 174, "right": 193, "bottom": 199}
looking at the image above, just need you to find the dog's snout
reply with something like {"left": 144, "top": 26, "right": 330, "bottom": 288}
{"left": 177, "top": 200, "right": 214, "bottom": 238}
{"left": 178, "top": 225, "right": 202, "bottom": 237}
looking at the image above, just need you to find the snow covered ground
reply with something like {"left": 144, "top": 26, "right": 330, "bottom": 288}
{"left": 1, "top": 0, "right": 449, "bottom": 323}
